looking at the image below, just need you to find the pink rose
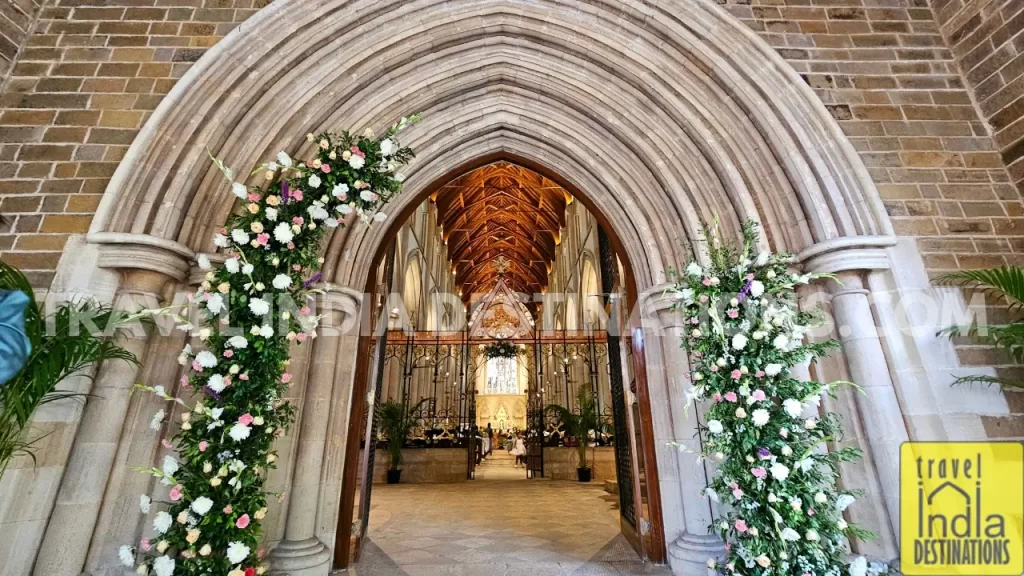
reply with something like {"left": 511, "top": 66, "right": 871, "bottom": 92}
{"left": 730, "top": 369, "right": 741, "bottom": 380}
{"left": 291, "top": 191, "right": 303, "bottom": 201}
{"left": 223, "top": 349, "right": 234, "bottom": 358}
{"left": 292, "top": 216, "right": 304, "bottom": 225}
{"left": 224, "top": 504, "right": 233, "bottom": 514}
{"left": 169, "top": 485, "right": 183, "bottom": 501}
{"left": 181, "top": 550, "right": 195, "bottom": 559}
{"left": 161, "top": 439, "right": 173, "bottom": 449}
{"left": 709, "top": 366, "right": 718, "bottom": 373}
{"left": 734, "top": 519, "right": 747, "bottom": 532}
{"left": 300, "top": 306, "right": 311, "bottom": 315}
{"left": 140, "top": 538, "right": 151, "bottom": 551}
{"left": 296, "top": 333, "right": 307, "bottom": 342}
{"left": 732, "top": 488, "right": 743, "bottom": 499}
{"left": 755, "top": 370, "right": 765, "bottom": 378}
{"left": 752, "top": 467, "right": 767, "bottom": 479}
{"left": 287, "top": 243, "right": 295, "bottom": 250}
{"left": 752, "top": 389, "right": 766, "bottom": 401}
{"left": 281, "top": 373, "right": 293, "bottom": 383}
{"left": 727, "top": 309, "right": 739, "bottom": 318}
{"left": 350, "top": 146, "right": 364, "bottom": 158}
{"left": 192, "top": 360, "right": 202, "bottom": 372}
{"left": 712, "top": 393, "right": 722, "bottom": 402}
{"left": 240, "top": 374, "right": 249, "bottom": 381}
{"left": 807, "top": 508, "right": 815, "bottom": 516}
{"left": 247, "top": 193, "right": 261, "bottom": 202}
{"left": 236, "top": 514, "right": 251, "bottom": 529}
{"left": 256, "top": 233, "right": 270, "bottom": 246}
{"left": 180, "top": 375, "right": 190, "bottom": 388}
{"left": 699, "top": 294, "right": 708, "bottom": 303}
{"left": 238, "top": 413, "right": 254, "bottom": 426}
{"left": 746, "top": 273, "right": 755, "bottom": 280}
{"left": 702, "top": 278, "right": 713, "bottom": 286}
{"left": 321, "top": 164, "right": 331, "bottom": 173}
{"left": 724, "top": 392, "right": 738, "bottom": 403}
{"left": 198, "top": 441, "right": 208, "bottom": 452}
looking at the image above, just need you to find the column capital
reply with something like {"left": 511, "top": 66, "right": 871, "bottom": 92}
{"left": 797, "top": 235, "right": 896, "bottom": 275}
{"left": 89, "top": 232, "right": 193, "bottom": 283}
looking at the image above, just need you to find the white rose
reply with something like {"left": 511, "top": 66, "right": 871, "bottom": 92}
{"left": 749, "top": 280, "right": 765, "bottom": 297}
{"left": 691, "top": 329, "right": 702, "bottom": 338}
{"left": 248, "top": 298, "right": 270, "bottom": 316}
{"left": 227, "top": 335, "right": 248, "bottom": 349}
{"left": 265, "top": 207, "right": 278, "bottom": 221}
{"left": 716, "top": 357, "right": 727, "bottom": 367}
{"left": 229, "top": 422, "right": 251, "bottom": 441}
{"left": 226, "top": 541, "right": 250, "bottom": 565}
{"left": 707, "top": 420, "right": 723, "bottom": 434}
{"left": 685, "top": 262, "right": 702, "bottom": 277}
{"left": 773, "top": 334, "right": 789, "bottom": 349}
{"left": 805, "top": 418, "right": 817, "bottom": 429}
{"left": 259, "top": 324, "right": 274, "bottom": 338}
{"left": 359, "top": 190, "right": 378, "bottom": 203}
{"left": 272, "top": 274, "right": 292, "bottom": 290}
{"left": 836, "top": 494, "right": 856, "bottom": 511}
{"left": 769, "top": 462, "right": 790, "bottom": 481}
{"left": 276, "top": 151, "right": 292, "bottom": 167}
{"left": 732, "top": 333, "right": 747, "bottom": 350}
{"left": 348, "top": 154, "right": 365, "bottom": 169}
{"left": 224, "top": 258, "right": 239, "bottom": 273}
{"left": 338, "top": 203, "right": 353, "bottom": 215}
{"left": 781, "top": 528, "right": 800, "bottom": 541}
{"left": 206, "top": 293, "right": 225, "bottom": 315}
{"left": 814, "top": 492, "right": 827, "bottom": 504}
{"left": 190, "top": 496, "right": 213, "bottom": 516}
{"left": 781, "top": 445, "right": 793, "bottom": 456}
{"left": 379, "top": 138, "right": 394, "bottom": 156}
{"left": 373, "top": 212, "right": 388, "bottom": 222}
{"left": 153, "top": 511, "right": 172, "bottom": 534}
{"left": 242, "top": 263, "right": 254, "bottom": 274}
{"left": 783, "top": 398, "right": 802, "bottom": 418}
{"left": 751, "top": 409, "right": 770, "bottom": 427}
{"left": 231, "top": 182, "right": 247, "bottom": 199}
{"left": 805, "top": 529, "right": 819, "bottom": 541}
{"left": 195, "top": 350, "right": 217, "bottom": 368}
{"left": 308, "top": 174, "right": 321, "bottom": 188}
{"left": 273, "top": 222, "right": 294, "bottom": 244}
{"left": 207, "top": 374, "right": 226, "bottom": 393}
{"left": 153, "top": 555, "right": 174, "bottom": 576}
{"left": 704, "top": 487, "right": 719, "bottom": 502}
{"left": 849, "top": 557, "right": 867, "bottom": 576}
{"left": 837, "top": 519, "right": 848, "bottom": 530}
{"left": 764, "top": 363, "right": 783, "bottom": 377}
{"left": 735, "top": 408, "right": 746, "bottom": 419}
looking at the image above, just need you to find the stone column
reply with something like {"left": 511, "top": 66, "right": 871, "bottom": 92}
{"left": 271, "top": 291, "right": 360, "bottom": 576}
{"left": 33, "top": 238, "right": 190, "bottom": 576}
{"left": 799, "top": 236, "right": 906, "bottom": 546}
{"left": 641, "top": 288, "right": 726, "bottom": 576}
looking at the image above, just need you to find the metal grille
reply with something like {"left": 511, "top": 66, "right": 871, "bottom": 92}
{"left": 607, "top": 332, "right": 636, "bottom": 529}
{"left": 525, "top": 397, "right": 545, "bottom": 478}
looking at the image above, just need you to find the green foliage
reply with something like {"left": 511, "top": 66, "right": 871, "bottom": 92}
{"left": 546, "top": 385, "right": 603, "bottom": 470}
{"left": 670, "top": 221, "right": 868, "bottom": 576}
{"left": 937, "top": 266, "right": 1024, "bottom": 389}
{"left": 0, "top": 261, "right": 140, "bottom": 478}
{"left": 483, "top": 340, "right": 519, "bottom": 359}
{"left": 376, "top": 398, "right": 430, "bottom": 471}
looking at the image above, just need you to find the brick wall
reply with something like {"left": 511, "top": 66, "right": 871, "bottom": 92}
{"left": 0, "top": 0, "right": 44, "bottom": 79}
{"left": 933, "top": 0, "right": 1024, "bottom": 192}
{"left": 0, "top": 0, "right": 262, "bottom": 287}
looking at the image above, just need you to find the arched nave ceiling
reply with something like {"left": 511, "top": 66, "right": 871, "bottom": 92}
{"left": 433, "top": 162, "right": 568, "bottom": 297}
{"left": 90, "top": 0, "right": 893, "bottom": 295}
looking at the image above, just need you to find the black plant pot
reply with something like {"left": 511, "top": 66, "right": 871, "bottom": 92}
{"left": 386, "top": 469, "right": 402, "bottom": 484}
{"left": 577, "top": 468, "right": 592, "bottom": 483}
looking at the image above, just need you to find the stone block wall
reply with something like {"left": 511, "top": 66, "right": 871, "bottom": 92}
{"left": 369, "top": 448, "right": 470, "bottom": 484}
{"left": 0, "top": 0, "right": 44, "bottom": 79}
{"left": 542, "top": 446, "right": 616, "bottom": 483}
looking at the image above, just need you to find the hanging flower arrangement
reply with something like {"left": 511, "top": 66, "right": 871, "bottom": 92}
{"left": 122, "top": 116, "right": 419, "bottom": 576}
{"left": 670, "top": 221, "right": 876, "bottom": 576}
{"left": 483, "top": 340, "right": 519, "bottom": 359}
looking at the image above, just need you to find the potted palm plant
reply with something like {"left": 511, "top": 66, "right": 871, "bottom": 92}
{"left": 376, "top": 398, "right": 429, "bottom": 484}
{"left": 546, "top": 386, "right": 603, "bottom": 482}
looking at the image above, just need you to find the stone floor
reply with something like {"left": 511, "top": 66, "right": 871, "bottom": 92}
{"left": 346, "top": 451, "right": 671, "bottom": 576}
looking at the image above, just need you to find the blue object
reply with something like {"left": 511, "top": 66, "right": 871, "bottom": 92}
{"left": 0, "top": 290, "right": 31, "bottom": 385}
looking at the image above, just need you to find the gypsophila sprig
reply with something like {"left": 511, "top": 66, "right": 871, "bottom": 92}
{"left": 669, "top": 221, "right": 874, "bottom": 576}
{"left": 121, "top": 116, "right": 419, "bottom": 576}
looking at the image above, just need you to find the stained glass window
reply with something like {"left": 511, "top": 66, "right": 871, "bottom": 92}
{"left": 485, "top": 357, "right": 518, "bottom": 394}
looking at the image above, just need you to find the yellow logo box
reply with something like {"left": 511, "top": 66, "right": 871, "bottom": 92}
{"left": 900, "top": 442, "right": 1023, "bottom": 575}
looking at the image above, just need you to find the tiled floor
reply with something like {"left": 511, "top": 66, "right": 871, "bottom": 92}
{"left": 347, "top": 452, "right": 671, "bottom": 576}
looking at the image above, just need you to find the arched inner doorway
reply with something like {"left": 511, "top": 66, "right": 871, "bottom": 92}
{"left": 336, "top": 159, "right": 667, "bottom": 572}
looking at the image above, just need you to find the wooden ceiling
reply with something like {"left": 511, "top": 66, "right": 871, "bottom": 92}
{"left": 432, "top": 162, "right": 569, "bottom": 299}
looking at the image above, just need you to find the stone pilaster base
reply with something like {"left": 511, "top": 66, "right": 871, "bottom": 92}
{"left": 668, "top": 532, "right": 726, "bottom": 576}
{"left": 270, "top": 538, "right": 332, "bottom": 576}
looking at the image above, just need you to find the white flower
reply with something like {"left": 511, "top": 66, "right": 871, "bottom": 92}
{"left": 231, "top": 229, "right": 249, "bottom": 245}
{"left": 140, "top": 495, "right": 151, "bottom": 513}
{"left": 756, "top": 251, "right": 770, "bottom": 266}
{"left": 781, "top": 445, "right": 793, "bottom": 456}
{"left": 325, "top": 217, "right": 340, "bottom": 228}
{"left": 704, "top": 487, "right": 719, "bottom": 502}
{"left": 308, "top": 174, "right": 321, "bottom": 188}
{"left": 769, "top": 462, "right": 790, "bottom": 481}
{"left": 848, "top": 556, "right": 867, "bottom": 576}
{"left": 190, "top": 496, "right": 213, "bottom": 516}
{"left": 751, "top": 409, "right": 770, "bottom": 427}
{"left": 707, "top": 420, "right": 723, "bottom": 434}
{"left": 229, "top": 422, "right": 251, "bottom": 441}
{"left": 814, "top": 492, "right": 828, "bottom": 504}
{"left": 805, "top": 418, "right": 817, "bottom": 429}
{"left": 153, "top": 555, "right": 174, "bottom": 576}
{"left": 206, "top": 293, "right": 225, "bottom": 315}
{"left": 226, "top": 541, "right": 250, "bottom": 565}
{"left": 227, "top": 335, "right": 248, "bottom": 349}
{"left": 211, "top": 407, "right": 224, "bottom": 420}
{"left": 265, "top": 207, "right": 278, "bottom": 221}
{"left": 836, "top": 494, "right": 856, "bottom": 511}
{"left": 197, "top": 254, "right": 211, "bottom": 270}
{"left": 231, "top": 182, "right": 247, "bottom": 199}
{"left": 272, "top": 274, "right": 292, "bottom": 290}
{"left": 273, "top": 222, "right": 294, "bottom": 244}
{"left": 783, "top": 399, "right": 802, "bottom": 418}
{"left": 749, "top": 280, "right": 765, "bottom": 297}
{"left": 276, "top": 151, "right": 292, "bottom": 167}
{"left": 837, "top": 519, "right": 848, "bottom": 530}
{"left": 685, "top": 262, "right": 702, "bottom": 277}
{"left": 732, "top": 333, "right": 747, "bottom": 350}
{"left": 162, "top": 455, "right": 178, "bottom": 477}
{"left": 338, "top": 203, "right": 353, "bottom": 215}
{"left": 308, "top": 204, "right": 329, "bottom": 221}
{"left": 764, "top": 363, "right": 783, "bottom": 377}
{"left": 735, "top": 407, "right": 746, "bottom": 419}
{"left": 259, "top": 324, "right": 274, "bottom": 338}
{"left": 691, "top": 329, "right": 701, "bottom": 338}
{"left": 805, "top": 529, "right": 819, "bottom": 541}
{"left": 195, "top": 350, "right": 217, "bottom": 368}
{"left": 249, "top": 298, "right": 270, "bottom": 316}
{"left": 379, "top": 138, "right": 394, "bottom": 156}
{"left": 373, "top": 212, "right": 387, "bottom": 222}
{"left": 773, "top": 334, "right": 789, "bottom": 349}
{"left": 781, "top": 528, "right": 800, "bottom": 541}
{"left": 119, "top": 545, "right": 135, "bottom": 567}
{"left": 213, "top": 233, "right": 230, "bottom": 248}
{"left": 332, "top": 183, "right": 349, "bottom": 198}
{"left": 359, "top": 190, "right": 378, "bottom": 202}
{"left": 224, "top": 258, "right": 239, "bottom": 274}
{"left": 153, "top": 511, "right": 173, "bottom": 534}
{"left": 348, "top": 154, "right": 365, "bottom": 169}
{"left": 150, "top": 409, "right": 165, "bottom": 431}
{"left": 207, "top": 374, "right": 226, "bottom": 393}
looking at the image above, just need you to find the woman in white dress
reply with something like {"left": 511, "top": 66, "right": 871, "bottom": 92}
{"left": 510, "top": 434, "right": 527, "bottom": 467}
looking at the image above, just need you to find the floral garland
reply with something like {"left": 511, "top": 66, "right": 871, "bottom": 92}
{"left": 669, "top": 222, "right": 875, "bottom": 576}
{"left": 483, "top": 339, "right": 519, "bottom": 359}
{"left": 121, "top": 116, "right": 419, "bottom": 576}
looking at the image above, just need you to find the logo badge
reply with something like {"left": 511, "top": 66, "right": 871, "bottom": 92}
{"left": 900, "top": 442, "right": 1023, "bottom": 575}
